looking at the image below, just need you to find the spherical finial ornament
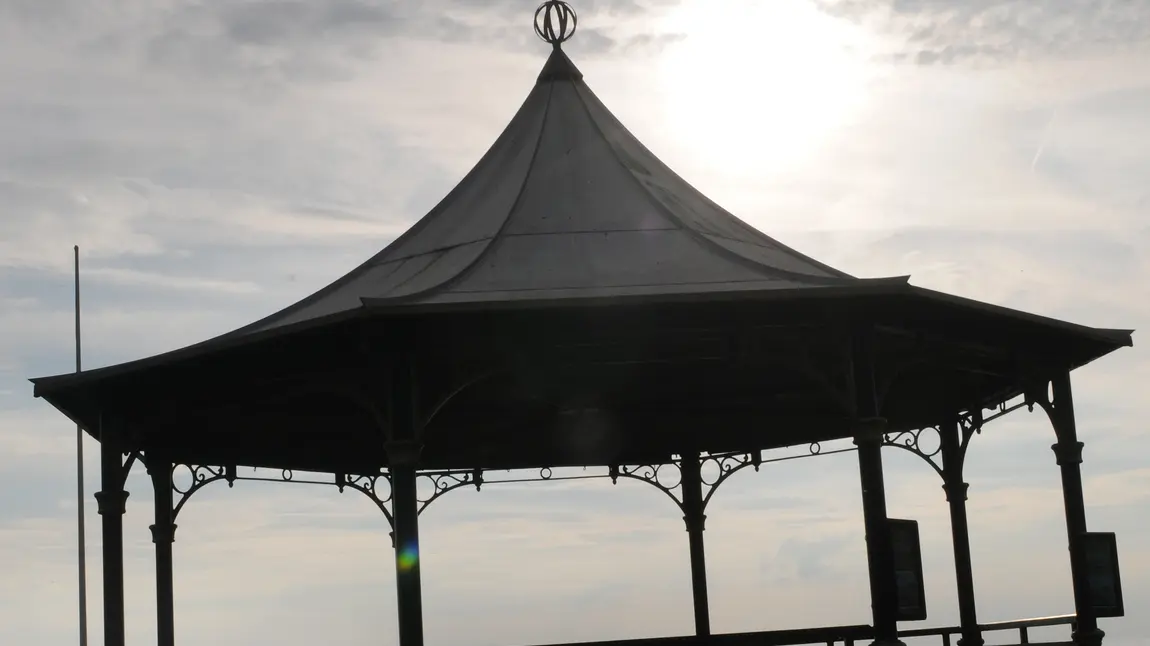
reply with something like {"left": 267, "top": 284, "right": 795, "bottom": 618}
{"left": 534, "top": 1, "right": 577, "bottom": 47}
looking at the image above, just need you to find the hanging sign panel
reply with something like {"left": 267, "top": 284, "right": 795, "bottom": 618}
{"left": 1082, "top": 532, "right": 1124, "bottom": 618}
{"left": 889, "top": 518, "right": 927, "bottom": 622}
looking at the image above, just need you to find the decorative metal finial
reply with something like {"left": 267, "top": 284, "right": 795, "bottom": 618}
{"left": 534, "top": 1, "right": 577, "bottom": 47}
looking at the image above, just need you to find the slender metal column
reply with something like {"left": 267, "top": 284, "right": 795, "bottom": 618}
{"left": 679, "top": 452, "right": 710, "bottom": 637}
{"left": 389, "top": 444, "right": 424, "bottom": 646}
{"left": 387, "top": 347, "right": 424, "bottom": 646}
{"left": 1049, "top": 373, "right": 1104, "bottom": 646}
{"left": 94, "top": 416, "right": 129, "bottom": 646}
{"left": 149, "top": 458, "right": 177, "bottom": 646}
{"left": 852, "top": 330, "right": 902, "bottom": 646}
{"left": 940, "top": 417, "right": 982, "bottom": 646}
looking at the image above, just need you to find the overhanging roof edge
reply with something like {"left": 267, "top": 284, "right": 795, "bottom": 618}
{"left": 904, "top": 285, "right": 1135, "bottom": 347}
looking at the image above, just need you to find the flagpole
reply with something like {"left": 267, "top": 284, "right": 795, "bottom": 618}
{"left": 75, "top": 245, "right": 89, "bottom": 646}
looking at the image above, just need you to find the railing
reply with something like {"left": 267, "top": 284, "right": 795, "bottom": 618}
{"left": 897, "top": 614, "right": 1077, "bottom": 645}
{"left": 531, "top": 625, "right": 875, "bottom": 646}
{"left": 528, "top": 615, "right": 1078, "bottom": 646}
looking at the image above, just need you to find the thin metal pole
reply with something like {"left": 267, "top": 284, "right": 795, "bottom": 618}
{"left": 75, "top": 245, "right": 89, "bottom": 646}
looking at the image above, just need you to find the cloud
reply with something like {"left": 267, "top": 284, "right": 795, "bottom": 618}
{"left": 814, "top": 0, "right": 1150, "bottom": 66}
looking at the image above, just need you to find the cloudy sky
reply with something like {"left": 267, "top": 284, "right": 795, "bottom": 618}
{"left": 2, "top": 0, "right": 1148, "bottom": 644}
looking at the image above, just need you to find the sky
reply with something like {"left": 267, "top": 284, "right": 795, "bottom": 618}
{"left": 1, "top": 0, "right": 1148, "bottom": 644}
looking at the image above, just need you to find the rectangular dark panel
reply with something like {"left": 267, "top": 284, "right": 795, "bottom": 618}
{"left": 1082, "top": 531, "right": 1124, "bottom": 618}
{"left": 890, "top": 518, "right": 927, "bottom": 622}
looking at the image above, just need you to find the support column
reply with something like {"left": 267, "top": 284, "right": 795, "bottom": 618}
{"left": 852, "top": 330, "right": 903, "bottom": 646}
{"left": 940, "top": 418, "right": 982, "bottom": 646}
{"left": 149, "top": 458, "right": 176, "bottom": 646}
{"left": 389, "top": 442, "right": 424, "bottom": 646}
{"left": 1049, "top": 372, "right": 1104, "bottom": 646}
{"left": 387, "top": 346, "right": 424, "bottom": 646}
{"left": 94, "top": 416, "right": 129, "bottom": 646}
{"left": 679, "top": 452, "right": 710, "bottom": 637}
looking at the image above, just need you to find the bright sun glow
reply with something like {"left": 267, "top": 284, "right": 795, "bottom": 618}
{"left": 658, "top": 0, "right": 875, "bottom": 176}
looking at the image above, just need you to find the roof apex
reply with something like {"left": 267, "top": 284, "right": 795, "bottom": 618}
{"left": 538, "top": 46, "right": 583, "bottom": 83}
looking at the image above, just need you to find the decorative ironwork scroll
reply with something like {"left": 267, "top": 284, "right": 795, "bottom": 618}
{"left": 417, "top": 469, "right": 483, "bottom": 514}
{"left": 340, "top": 473, "right": 394, "bottom": 525}
{"left": 171, "top": 464, "right": 235, "bottom": 520}
{"left": 699, "top": 451, "right": 760, "bottom": 508}
{"left": 608, "top": 443, "right": 830, "bottom": 514}
{"left": 883, "top": 426, "right": 946, "bottom": 480}
{"left": 170, "top": 464, "right": 397, "bottom": 525}
{"left": 610, "top": 462, "right": 685, "bottom": 512}
{"left": 880, "top": 398, "right": 1031, "bottom": 482}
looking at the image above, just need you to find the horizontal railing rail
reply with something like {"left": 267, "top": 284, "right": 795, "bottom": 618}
{"left": 523, "top": 614, "right": 1077, "bottom": 646}
{"left": 530, "top": 625, "right": 875, "bottom": 646}
{"left": 898, "top": 613, "right": 1077, "bottom": 645}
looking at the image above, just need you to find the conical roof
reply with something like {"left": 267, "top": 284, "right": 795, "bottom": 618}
{"left": 231, "top": 46, "right": 855, "bottom": 337}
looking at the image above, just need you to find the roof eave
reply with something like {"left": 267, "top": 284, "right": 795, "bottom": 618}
{"left": 30, "top": 306, "right": 371, "bottom": 397}
{"left": 904, "top": 285, "right": 1135, "bottom": 348}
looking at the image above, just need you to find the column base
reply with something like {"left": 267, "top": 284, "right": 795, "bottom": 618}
{"left": 1073, "top": 627, "right": 1104, "bottom": 646}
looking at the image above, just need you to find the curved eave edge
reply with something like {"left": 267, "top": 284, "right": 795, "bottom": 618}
{"left": 905, "top": 285, "right": 1135, "bottom": 348}
{"left": 30, "top": 306, "right": 369, "bottom": 398}
{"left": 29, "top": 278, "right": 908, "bottom": 397}
{"left": 30, "top": 274, "right": 1135, "bottom": 398}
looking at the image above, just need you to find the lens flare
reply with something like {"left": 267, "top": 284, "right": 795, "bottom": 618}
{"left": 397, "top": 542, "right": 419, "bottom": 572}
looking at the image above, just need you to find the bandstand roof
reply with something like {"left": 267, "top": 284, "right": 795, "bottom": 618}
{"left": 31, "top": 27, "right": 1132, "bottom": 474}
{"left": 219, "top": 46, "right": 857, "bottom": 336}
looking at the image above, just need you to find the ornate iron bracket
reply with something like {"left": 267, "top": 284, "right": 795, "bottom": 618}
{"left": 171, "top": 464, "right": 238, "bottom": 521}
{"left": 883, "top": 426, "right": 946, "bottom": 480}
{"left": 609, "top": 462, "right": 686, "bottom": 513}
{"left": 171, "top": 465, "right": 398, "bottom": 528}
{"left": 607, "top": 443, "right": 828, "bottom": 515}
{"left": 339, "top": 472, "right": 394, "bottom": 526}
{"left": 416, "top": 468, "right": 483, "bottom": 514}
{"left": 118, "top": 450, "right": 141, "bottom": 489}
{"left": 883, "top": 407, "right": 999, "bottom": 483}
{"left": 168, "top": 463, "right": 489, "bottom": 533}
{"left": 699, "top": 451, "right": 761, "bottom": 509}
{"left": 1026, "top": 378, "right": 1063, "bottom": 433}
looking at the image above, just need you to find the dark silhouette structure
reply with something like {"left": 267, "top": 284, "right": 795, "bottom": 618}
{"left": 30, "top": 3, "right": 1131, "bottom": 646}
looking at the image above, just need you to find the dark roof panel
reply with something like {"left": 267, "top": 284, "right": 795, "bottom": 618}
{"left": 232, "top": 48, "right": 855, "bottom": 336}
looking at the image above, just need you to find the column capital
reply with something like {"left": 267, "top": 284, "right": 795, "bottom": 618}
{"left": 386, "top": 441, "right": 424, "bottom": 469}
{"left": 852, "top": 417, "right": 889, "bottom": 445}
{"left": 149, "top": 523, "right": 178, "bottom": 544}
{"left": 682, "top": 512, "right": 707, "bottom": 532}
{"left": 95, "top": 490, "right": 129, "bottom": 516}
{"left": 1072, "top": 627, "right": 1105, "bottom": 646}
{"left": 942, "top": 481, "right": 970, "bottom": 502}
{"left": 1052, "top": 441, "right": 1084, "bottom": 466}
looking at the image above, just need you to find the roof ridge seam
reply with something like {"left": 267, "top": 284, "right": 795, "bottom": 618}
{"left": 377, "top": 81, "right": 559, "bottom": 304}
{"left": 380, "top": 225, "right": 688, "bottom": 262}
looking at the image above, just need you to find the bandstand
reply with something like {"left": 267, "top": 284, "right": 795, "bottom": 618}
{"left": 31, "top": 3, "right": 1131, "bottom": 646}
